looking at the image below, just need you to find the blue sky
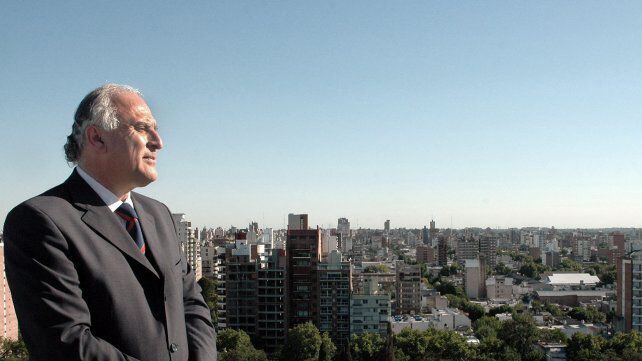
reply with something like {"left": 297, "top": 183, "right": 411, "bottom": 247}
{"left": 1, "top": 1, "right": 641, "bottom": 229}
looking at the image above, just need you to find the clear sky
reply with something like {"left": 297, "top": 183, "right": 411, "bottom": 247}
{"left": 1, "top": 1, "right": 641, "bottom": 230}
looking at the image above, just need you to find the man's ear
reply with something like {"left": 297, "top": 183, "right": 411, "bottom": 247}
{"left": 85, "top": 125, "right": 107, "bottom": 153}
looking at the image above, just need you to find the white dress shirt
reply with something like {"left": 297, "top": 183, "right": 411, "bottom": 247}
{"left": 76, "top": 167, "right": 135, "bottom": 215}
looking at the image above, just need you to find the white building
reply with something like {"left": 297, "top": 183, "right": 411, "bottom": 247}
{"left": 172, "top": 213, "right": 202, "bottom": 280}
{"left": 390, "top": 308, "right": 471, "bottom": 333}
{"left": 351, "top": 277, "right": 391, "bottom": 337}
{"left": 542, "top": 273, "right": 600, "bottom": 290}
{"left": 486, "top": 276, "right": 514, "bottom": 301}
{"left": 465, "top": 259, "right": 483, "bottom": 299}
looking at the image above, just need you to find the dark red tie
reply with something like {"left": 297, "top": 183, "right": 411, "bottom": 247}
{"left": 115, "top": 203, "right": 146, "bottom": 254}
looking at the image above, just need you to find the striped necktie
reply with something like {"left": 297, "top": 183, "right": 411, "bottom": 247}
{"left": 115, "top": 203, "right": 146, "bottom": 254}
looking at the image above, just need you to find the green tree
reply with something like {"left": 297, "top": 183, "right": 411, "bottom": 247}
{"left": 198, "top": 276, "right": 219, "bottom": 327}
{"left": 393, "top": 328, "right": 429, "bottom": 360}
{"left": 537, "top": 328, "right": 568, "bottom": 344}
{"left": 461, "top": 301, "right": 486, "bottom": 322}
{"left": 566, "top": 333, "right": 606, "bottom": 361}
{"left": 216, "top": 328, "right": 268, "bottom": 361}
{"left": 349, "top": 333, "right": 386, "bottom": 360}
{"left": 488, "top": 305, "right": 513, "bottom": 317}
{"left": 281, "top": 322, "right": 326, "bottom": 361}
{"left": 498, "top": 313, "right": 538, "bottom": 357}
{"left": 494, "top": 262, "right": 512, "bottom": 276}
{"left": 543, "top": 302, "right": 563, "bottom": 317}
{"left": 364, "top": 264, "right": 390, "bottom": 273}
{"left": 474, "top": 316, "right": 502, "bottom": 340}
{"left": 608, "top": 331, "right": 642, "bottom": 361}
{"left": 568, "top": 306, "right": 606, "bottom": 323}
{"left": 319, "top": 332, "right": 337, "bottom": 361}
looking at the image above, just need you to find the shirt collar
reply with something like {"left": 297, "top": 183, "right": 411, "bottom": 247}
{"left": 76, "top": 166, "right": 134, "bottom": 213}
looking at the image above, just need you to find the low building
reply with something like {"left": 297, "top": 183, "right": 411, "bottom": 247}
{"left": 534, "top": 342, "right": 567, "bottom": 361}
{"left": 542, "top": 273, "right": 600, "bottom": 290}
{"left": 422, "top": 289, "right": 449, "bottom": 312}
{"left": 486, "top": 276, "right": 514, "bottom": 301}
{"left": 389, "top": 308, "right": 471, "bottom": 333}
{"left": 536, "top": 290, "right": 608, "bottom": 307}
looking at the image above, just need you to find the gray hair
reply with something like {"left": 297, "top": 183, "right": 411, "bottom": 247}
{"left": 64, "top": 83, "right": 142, "bottom": 163}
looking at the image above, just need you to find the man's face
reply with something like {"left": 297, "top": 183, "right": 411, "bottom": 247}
{"left": 103, "top": 92, "right": 163, "bottom": 191}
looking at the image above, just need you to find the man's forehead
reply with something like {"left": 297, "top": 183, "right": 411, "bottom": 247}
{"left": 113, "top": 92, "right": 155, "bottom": 123}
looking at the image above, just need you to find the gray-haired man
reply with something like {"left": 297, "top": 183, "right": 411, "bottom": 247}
{"left": 3, "top": 84, "right": 217, "bottom": 360}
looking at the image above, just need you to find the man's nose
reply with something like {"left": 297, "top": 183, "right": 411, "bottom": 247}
{"left": 149, "top": 129, "right": 163, "bottom": 150}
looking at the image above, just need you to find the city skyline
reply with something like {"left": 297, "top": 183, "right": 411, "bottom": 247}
{"left": 2, "top": 2, "right": 642, "bottom": 229}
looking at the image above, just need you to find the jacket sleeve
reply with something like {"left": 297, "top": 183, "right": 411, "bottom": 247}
{"left": 3, "top": 203, "right": 141, "bottom": 361}
{"left": 165, "top": 205, "right": 217, "bottom": 360}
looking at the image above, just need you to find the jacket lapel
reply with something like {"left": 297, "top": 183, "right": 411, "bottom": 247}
{"left": 66, "top": 170, "right": 160, "bottom": 279}
{"left": 132, "top": 194, "right": 170, "bottom": 280}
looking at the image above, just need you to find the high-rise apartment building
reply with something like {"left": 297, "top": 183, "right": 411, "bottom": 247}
{"left": 225, "top": 240, "right": 257, "bottom": 336}
{"left": 457, "top": 237, "right": 479, "bottom": 263}
{"left": 479, "top": 235, "right": 497, "bottom": 268}
{"left": 317, "top": 251, "right": 351, "bottom": 347}
{"left": 223, "top": 239, "right": 287, "bottom": 352}
{"left": 384, "top": 220, "right": 390, "bottom": 233}
{"left": 465, "top": 259, "right": 483, "bottom": 300}
{"left": 429, "top": 220, "right": 438, "bottom": 246}
{"left": 437, "top": 236, "right": 448, "bottom": 266}
{"left": 350, "top": 276, "right": 391, "bottom": 337}
{"left": 256, "top": 249, "right": 287, "bottom": 353}
{"left": 0, "top": 244, "right": 18, "bottom": 340}
{"left": 573, "top": 238, "right": 592, "bottom": 262}
{"left": 395, "top": 260, "right": 421, "bottom": 315}
{"left": 416, "top": 245, "right": 436, "bottom": 265}
{"left": 337, "top": 218, "right": 350, "bottom": 239}
{"left": 172, "top": 213, "right": 202, "bottom": 280}
{"left": 616, "top": 250, "right": 642, "bottom": 332}
{"left": 287, "top": 227, "right": 321, "bottom": 326}
{"left": 422, "top": 226, "right": 430, "bottom": 245}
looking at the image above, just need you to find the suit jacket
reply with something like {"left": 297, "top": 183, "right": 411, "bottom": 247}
{"left": 3, "top": 170, "right": 217, "bottom": 360}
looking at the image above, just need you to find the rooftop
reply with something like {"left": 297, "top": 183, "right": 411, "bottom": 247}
{"left": 543, "top": 273, "right": 600, "bottom": 286}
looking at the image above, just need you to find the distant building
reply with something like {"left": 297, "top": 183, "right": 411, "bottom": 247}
{"left": 317, "top": 251, "right": 351, "bottom": 347}
{"left": 172, "top": 213, "right": 202, "bottom": 280}
{"left": 536, "top": 290, "right": 607, "bottom": 307}
{"left": 384, "top": 220, "right": 390, "bottom": 233}
{"left": 465, "top": 259, "right": 486, "bottom": 300}
{"left": 351, "top": 276, "right": 391, "bottom": 337}
{"left": 457, "top": 238, "right": 479, "bottom": 263}
{"left": 287, "top": 227, "right": 321, "bottom": 326}
{"left": 542, "top": 273, "right": 600, "bottom": 290}
{"left": 429, "top": 220, "right": 438, "bottom": 246}
{"left": 224, "top": 241, "right": 287, "bottom": 353}
{"left": 437, "top": 236, "right": 448, "bottom": 266}
{"left": 545, "top": 251, "right": 561, "bottom": 268}
{"left": 416, "top": 245, "right": 436, "bottom": 265}
{"left": 0, "top": 244, "right": 18, "bottom": 340}
{"left": 395, "top": 261, "right": 421, "bottom": 315}
{"left": 288, "top": 213, "right": 309, "bottom": 230}
{"left": 337, "top": 218, "right": 350, "bottom": 238}
{"left": 389, "top": 308, "right": 471, "bottom": 333}
{"left": 572, "top": 238, "right": 592, "bottom": 262}
{"left": 616, "top": 250, "right": 642, "bottom": 332}
{"left": 486, "top": 276, "right": 514, "bottom": 301}
{"left": 422, "top": 290, "right": 448, "bottom": 312}
{"left": 534, "top": 342, "right": 567, "bottom": 361}
{"left": 479, "top": 236, "right": 497, "bottom": 268}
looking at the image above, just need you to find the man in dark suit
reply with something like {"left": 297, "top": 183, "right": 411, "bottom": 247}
{"left": 3, "top": 84, "right": 217, "bottom": 360}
